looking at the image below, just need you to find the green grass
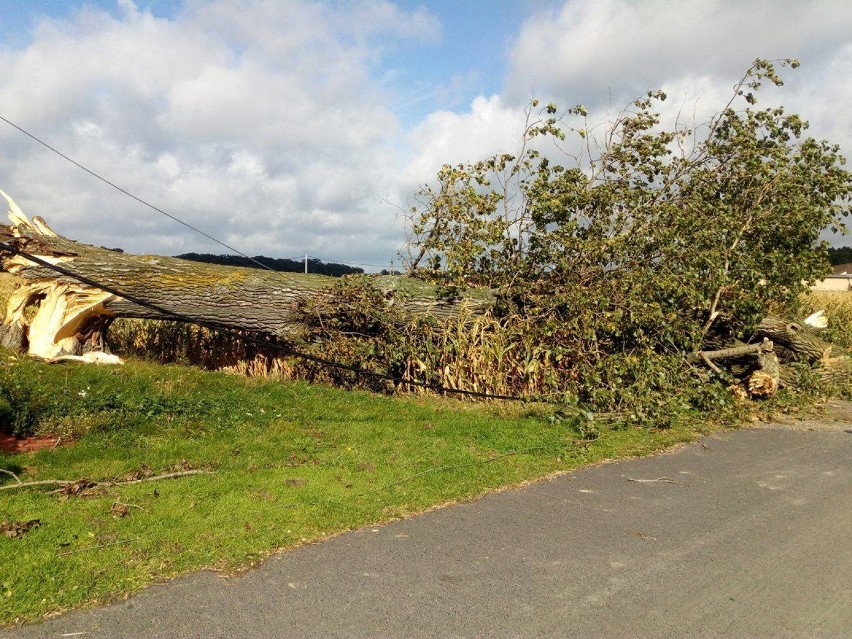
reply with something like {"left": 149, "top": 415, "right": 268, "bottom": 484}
{"left": 0, "top": 355, "right": 706, "bottom": 625}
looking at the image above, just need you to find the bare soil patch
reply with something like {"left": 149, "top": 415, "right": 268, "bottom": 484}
{"left": 0, "top": 432, "right": 60, "bottom": 453}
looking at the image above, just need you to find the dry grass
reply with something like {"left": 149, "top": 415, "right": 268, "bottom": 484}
{"left": 107, "top": 310, "right": 562, "bottom": 398}
{"left": 400, "top": 311, "right": 561, "bottom": 399}
{"left": 802, "top": 290, "right": 852, "bottom": 350}
{"left": 108, "top": 319, "right": 279, "bottom": 372}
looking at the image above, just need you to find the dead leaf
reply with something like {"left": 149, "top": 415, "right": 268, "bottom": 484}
{"left": 176, "top": 459, "right": 197, "bottom": 471}
{"left": 110, "top": 502, "right": 130, "bottom": 518}
{"left": 284, "top": 478, "right": 306, "bottom": 487}
{"left": 2, "top": 519, "right": 41, "bottom": 538}
{"left": 59, "top": 479, "right": 97, "bottom": 498}
{"left": 123, "top": 464, "right": 153, "bottom": 482}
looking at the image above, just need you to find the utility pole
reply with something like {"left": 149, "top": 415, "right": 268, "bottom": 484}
{"left": 304, "top": 254, "right": 308, "bottom": 274}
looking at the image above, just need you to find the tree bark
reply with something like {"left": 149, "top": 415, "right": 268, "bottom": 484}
{"left": 0, "top": 200, "right": 492, "bottom": 359}
{"left": 756, "top": 317, "right": 831, "bottom": 364}
{"left": 693, "top": 338, "right": 781, "bottom": 398}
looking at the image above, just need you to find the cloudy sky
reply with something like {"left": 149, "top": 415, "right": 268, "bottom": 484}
{"left": 1, "top": 0, "right": 851, "bottom": 270}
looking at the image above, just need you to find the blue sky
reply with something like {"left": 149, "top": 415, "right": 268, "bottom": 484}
{"left": 0, "top": 1, "right": 851, "bottom": 267}
{"left": 1, "top": 1, "right": 554, "bottom": 123}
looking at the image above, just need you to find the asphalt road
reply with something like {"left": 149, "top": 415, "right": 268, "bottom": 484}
{"left": 5, "top": 409, "right": 852, "bottom": 638}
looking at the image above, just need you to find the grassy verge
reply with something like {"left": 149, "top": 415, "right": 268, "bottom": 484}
{"left": 0, "top": 355, "right": 710, "bottom": 626}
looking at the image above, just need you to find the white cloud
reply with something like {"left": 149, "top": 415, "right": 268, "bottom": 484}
{"left": 341, "top": 0, "right": 443, "bottom": 44}
{"left": 402, "top": 95, "right": 528, "bottom": 185}
{"left": 0, "top": 0, "right": 421, "bottom": 266}
{"left": 2, "top": 0, "right": 852, "bottom": 268}
{"left": 505, "top": 0, "right": 852, "bottom": 107}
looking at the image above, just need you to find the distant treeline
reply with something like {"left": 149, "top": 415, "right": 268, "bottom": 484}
{"left": 828, "top": 247, "right": 852, "bottom": 266}
{"left": 175, "top": 253, "right": 363, "bottom": 277}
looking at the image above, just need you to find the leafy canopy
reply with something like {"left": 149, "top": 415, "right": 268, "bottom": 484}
{"left": 406, "top": 59, "right": 852, "bottom": 363}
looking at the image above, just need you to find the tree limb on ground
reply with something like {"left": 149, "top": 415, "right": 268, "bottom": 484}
{"left": 692, "top": 338, "right": 782, "bottom": 398}
{"left": 0, "top": 469, "right": 212, "bottom": 492}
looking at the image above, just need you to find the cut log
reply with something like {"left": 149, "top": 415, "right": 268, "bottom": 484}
{"left": 747, "top": 347, "right": 780, "bottom": 398}
{"left": 0, "top": 193, "right": 492, "bottom": 359}
{"left": 693, "top": 338, "right": 781, "bottom": 398}
{"left": 756, "top": 317, "right": 832, "bottom": 364}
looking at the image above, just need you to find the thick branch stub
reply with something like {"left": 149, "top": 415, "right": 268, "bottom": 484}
{"left": 694, "top": 338, "right": 780, "bottom": 398}
{"left": 695, "top": 338, "right": 773, "bottom": 362}
{"left": 757, "top": 317, "right": 830, "bottom": 364}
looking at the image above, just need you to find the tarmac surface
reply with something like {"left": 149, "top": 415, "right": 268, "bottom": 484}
{"left": 4, "top": 406, "right": 852, "bottom": 638}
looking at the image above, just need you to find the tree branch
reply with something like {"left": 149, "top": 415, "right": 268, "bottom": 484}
{"left": 0, "top": 470, "right": 212, "bottom": 492}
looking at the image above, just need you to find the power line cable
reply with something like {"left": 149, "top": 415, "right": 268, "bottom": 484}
{"left": 308, "top": 255, "right": 397, "bottom": 269}
{"left": 0, "top": 241, "right": 526, "bottom": 402}
{"left": 0, "top": 115, "right": 404, "bottom": 275}
{"left": 0, "top": 114, "right": 274, "bottom": 271}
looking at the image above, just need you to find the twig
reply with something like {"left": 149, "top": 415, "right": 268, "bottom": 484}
{"left": 0, "top": 479, "right": 74, "bottom": 491}
{"left": 57, "top": 538, "right": 134, "bottom": 557}
{"left": 105, "top": 470, "right": 211, "bottom": 486}
{"left": 0, "top": 468, "right": 22, "bottom": 484}
{"left": 627, "top": 476, "right": 685, "bottom": 485}
{"left": 698, "top": 351, "right": 723, "bottom": 375}
{"left": 379, "top": 464, "right": 457, "bottom": 490}
{"left": 376, "top": 449, "right": 526, "bottom": 492}
{"left": 626, "top": 529, "right": 658, "bottom": 541}
{"left": 0, "top": 470, "right": 212, "bottom": 492}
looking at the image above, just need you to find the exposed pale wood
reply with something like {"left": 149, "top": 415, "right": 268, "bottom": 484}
{"left": 747, "top": 348, "right": 781, "bottom": 398}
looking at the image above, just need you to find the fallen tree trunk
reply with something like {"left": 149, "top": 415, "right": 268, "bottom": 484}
{"left": 756, "top": 317, "right": 832, "bottom": 364}
{"left": 0, "top": 195, "right": 491, "bottom": 359}
{"left": 0, "top": 194, "right": 849, "bottom": 401}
